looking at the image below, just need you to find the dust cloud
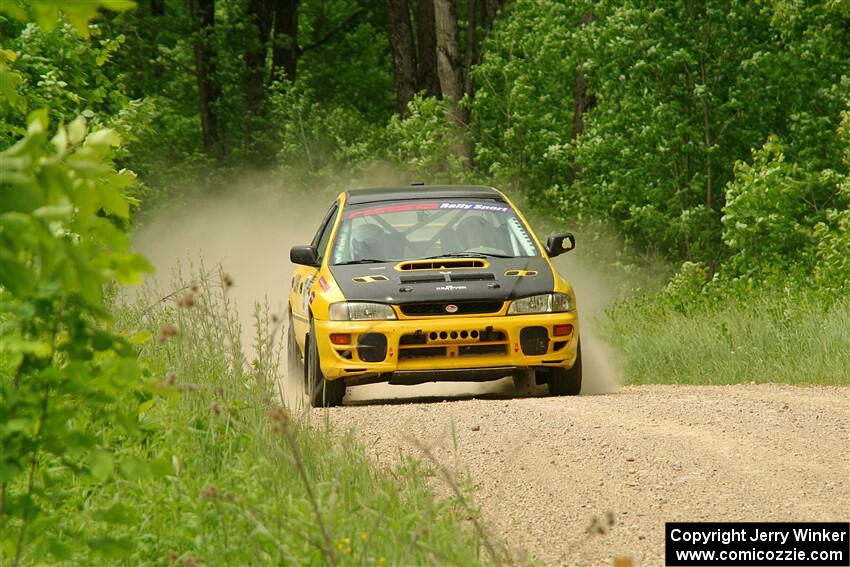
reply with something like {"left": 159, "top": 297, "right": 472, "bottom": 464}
{"left": 133, "top": 186, "right": 321, "bottom": 326}
{"left": 131, "top": 179, "right": 625, "bottom": 405}
{"left": 550, "top": 249, "right": 625, "bottom": 395}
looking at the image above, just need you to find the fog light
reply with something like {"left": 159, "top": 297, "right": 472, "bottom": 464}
{"left": 553, "top": 324, "right": 573, "bottom": 337}
{"left": 330, "top": 333, "right": 351, "bottom": 345}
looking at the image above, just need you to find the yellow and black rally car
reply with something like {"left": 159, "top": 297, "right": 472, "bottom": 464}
{"left": 287, "top": 185, "right": 581, "bottom": 406}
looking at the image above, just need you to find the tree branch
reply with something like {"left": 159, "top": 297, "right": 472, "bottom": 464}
{"left": 298, "top": 9, "right": 364, "bottom": 55}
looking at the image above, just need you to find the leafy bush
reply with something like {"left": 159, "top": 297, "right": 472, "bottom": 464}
{"left": 384, "top": 95, "right": 471, "bottom": 184}
{"left": 721, "top": 111, "right": 850, "bottom": 292}
{"left": 0, "top": 20, "right": 132, "bottom": 147}
{"left": 0, "top": 110, "right": 153, "bottom": 563}
{"left": 722, "top": 136, "right": 820, "bottom": 274}
{"left": 470, "top": 0, "right": 577, "bottom": 193}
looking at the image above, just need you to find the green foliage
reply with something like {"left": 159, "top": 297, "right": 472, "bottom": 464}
{"left": 722, "top": 136, "right": 819, "bottom": 273}
{"left": 471, "top": 0, "right": 849, "bottom": 271}
{"left": 470, "top": 0, "right": 578, "bottom": 194}
{"left": 297, "top": 4, "right": 395, "bottom": 124}
{"left": 37, "top": 268, "right": 496, "bottom": 565}
{"left": 721, "top": 120, "right": 850, "bottom": 291}
{"left": 0, "top": 0, "right": 134, "bottom": 38}
{"left": 0, "top": 19, "right": 145, "bottom": 151}
{"left": 385, "top": 95, "right": 470, "bottom": 183}
{"left": 0, "top": 110, "right": 153, "bottom": 563}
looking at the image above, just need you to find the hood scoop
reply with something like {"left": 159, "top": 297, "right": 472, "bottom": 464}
{"left": 397, "top": 259, "right": 486, "bottom": 270}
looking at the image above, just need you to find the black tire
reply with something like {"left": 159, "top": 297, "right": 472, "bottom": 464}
{"left": 287, "top": 314, "right": 303, "bottom": 383}
{"left": 547, "top": 341, "right": 582, "bottom": 396}
{"left": 307, "top": 319, "right": 345, "bottom": 407}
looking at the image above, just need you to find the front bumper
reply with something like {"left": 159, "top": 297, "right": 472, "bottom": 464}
{"left": 314, "top": 312, "right": 579, "bottom": 382}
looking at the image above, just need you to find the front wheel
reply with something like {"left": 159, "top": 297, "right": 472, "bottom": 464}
{"left": 287, "top": 314, "right": 303, "bottom": 383}
{"left": 546, "top": 341, "right": 582, "bottom": 396}
{"left": 307, "top": 320, "right": 345, "bottom": 407}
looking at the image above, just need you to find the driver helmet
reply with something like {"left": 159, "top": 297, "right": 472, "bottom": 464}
{"left": 455, "top": 215, "right": 491, "bottom": 252}
{"left": 351, "top": 223, "right": 387, "bottom": 260}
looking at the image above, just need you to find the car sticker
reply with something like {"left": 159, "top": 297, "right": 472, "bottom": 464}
{"left": 435, "top": 284, "right": 468, "bottom": 291}
{"left": 318, "top": 276, "right": 330, "bottom": 292}
{"left": 301, "top": 275, "right": 314, "bottom": 312}
{"left": 346, "top": 201, "right": 512, "bottom": 219}
{"left": 438, "top": 202, "right": 510, "bottom": 212}
{"left": 348, "top": 202, "right": 439, "bottom": 219}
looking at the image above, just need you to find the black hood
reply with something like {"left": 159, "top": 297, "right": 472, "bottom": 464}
{"left": 329, "top": 256, "right": 554, "bottom": 304}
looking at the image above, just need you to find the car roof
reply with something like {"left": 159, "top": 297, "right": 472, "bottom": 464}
{"left": 343, "top": 185, "right": 506, "bottom": 205}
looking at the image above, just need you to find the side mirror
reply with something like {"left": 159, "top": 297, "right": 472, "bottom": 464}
{"left": 290, "top": 245, "right": 319, "bottom": 267}
{"left": 545, "top": 232, "right": 575, "bottom": 258}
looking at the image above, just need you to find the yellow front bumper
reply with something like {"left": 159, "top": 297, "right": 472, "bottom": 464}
{"left": 314, "top": 312, "right": 579, "bottom": 381}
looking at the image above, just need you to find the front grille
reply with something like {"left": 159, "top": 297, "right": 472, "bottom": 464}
{"left": 398, "top": 346, "right": 447, "bottom": 360}
{"left": 459, "top": 344, "right": 507, "bottom": 356}
{"left": 400, "top": 301, "right": 503, "bottom": 316}
{"left": 398, "top": 326, "right": 509, "bottom": 362}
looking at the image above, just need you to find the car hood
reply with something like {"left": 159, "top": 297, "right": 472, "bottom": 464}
{"left": 328, "top": 256, "right": 554, "bottom": 304}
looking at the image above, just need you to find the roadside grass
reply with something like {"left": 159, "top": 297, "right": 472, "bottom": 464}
{"left": 604, "top": 290, "right": 850, "bottom": 385}
{"left": 19, "top": 266, "right": 503, "bottom": 565}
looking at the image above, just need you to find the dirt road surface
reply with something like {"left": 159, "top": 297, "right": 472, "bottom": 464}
{"left": 320, "top": 384, "right": 850, "bottom": 566}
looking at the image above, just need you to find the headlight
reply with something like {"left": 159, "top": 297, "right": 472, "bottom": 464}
{"left": 329, "top": 302, "right": 397, "bottom": 321}
{"left": 507, "top": 293, "right": 573, "bottom": 314}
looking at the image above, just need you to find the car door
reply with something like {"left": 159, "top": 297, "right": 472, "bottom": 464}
{"left": 289, "top": 201, "right": 339, "bottom": 350}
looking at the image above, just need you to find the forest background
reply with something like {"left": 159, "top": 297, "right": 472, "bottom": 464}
{"left": 1, "top": 0, "right": 848, "bottom": 564}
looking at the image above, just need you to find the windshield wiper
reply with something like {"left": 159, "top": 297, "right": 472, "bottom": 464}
{"left": 416, "top": 252, "right": 515, "bottom": 260}
{"left": 334, "top": 258, "right": 388, "bottom": 265}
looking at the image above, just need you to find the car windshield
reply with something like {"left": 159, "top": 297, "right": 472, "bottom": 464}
{"left": 331, "top": 200, "right": 540, "bottom": 264}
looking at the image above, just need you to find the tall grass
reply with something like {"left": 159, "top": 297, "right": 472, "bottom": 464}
{"left": 38, "top": 265, "right": 502, "bottom": 565}
{"left": 604, "top": 289, "right": 850, "bottom": 385}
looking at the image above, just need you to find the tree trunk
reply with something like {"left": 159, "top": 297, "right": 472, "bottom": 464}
{"left": 434, "top": 0, "right": 464, "bottom": 125}
{"left": 191, "top": 0, "right": 221, "bottom": 157}
{"left": 699, "top": 16, "right": 713, "bottom": 210}
{"left": 245, "top": 0, "right": 273, "bottom": 120}
{"left": 150, "top": 0, "right": 165, "bottom": 80}
{"left": 272, "top": 0, "right": 298, "bottom": 82}
{"left": 571, "top": 70, "right": 595, "bottom": 140}
{"left": 570, "top": 11, "right": 596, "bottom": 182}
{"left": 480, "top": 0, "right": 500, "bottom": 32}
{"left": 414, "top": 0, "right": 440, "bottom": 97}
{"left": 461, "top": 0, "right": 476, "bottom": 125}
{"left": 386, "top": 0, "right": 417, "bottom": 114}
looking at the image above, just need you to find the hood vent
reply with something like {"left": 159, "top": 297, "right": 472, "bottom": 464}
{"left": 449, "top": 273, "right": 496, "bottom": 282}
{"left": 352, "top": 275, "right": 389, "bottom": 283}
{"left": 397, "top": 259, "right": 486, "bottom": 271}
{"left": 399, "top": 272, "right": 496, "bottom": 284}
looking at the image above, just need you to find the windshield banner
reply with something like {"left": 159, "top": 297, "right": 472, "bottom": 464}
{"left": 348, "top": 201, "right": 511, "bottom": 219}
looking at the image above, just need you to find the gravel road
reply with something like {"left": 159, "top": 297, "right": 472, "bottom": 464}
{"left": 318, "top": 383, "right": 850, "bottom": 566}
